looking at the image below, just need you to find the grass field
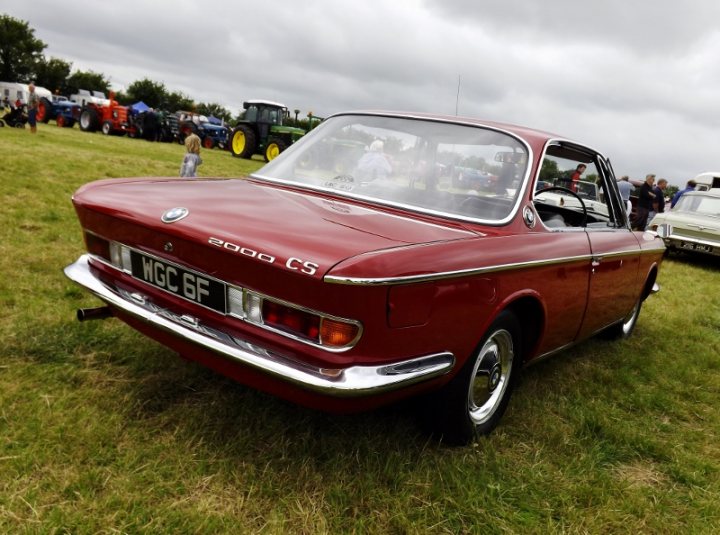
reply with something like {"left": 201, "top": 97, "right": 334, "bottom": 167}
{"left": 1, "top": 124, "right": 719, "bottom": 534}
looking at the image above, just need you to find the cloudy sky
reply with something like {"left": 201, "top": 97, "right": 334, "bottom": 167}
{"left": 3, "top": 0, "right": 719, "bottom": 185}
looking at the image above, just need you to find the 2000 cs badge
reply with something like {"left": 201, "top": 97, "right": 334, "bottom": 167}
{"left": 65, "top": 111, "right": 671, "bottom": 444}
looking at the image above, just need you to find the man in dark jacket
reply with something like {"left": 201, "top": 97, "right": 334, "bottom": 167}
{"left": 632, "top": 174, "right": 656, "bottom": 230}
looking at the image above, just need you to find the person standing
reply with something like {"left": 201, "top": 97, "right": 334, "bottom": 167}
{"left": 27, "top": 83, "right": 38, "bottom": 134}
{"left": 632, "top": 174, "right": 656, "bottom": 230}
{"left": 617, "top": 175, "right": 634, "bottom": 214}
{"left": 647, "top": 178, "right": 668, "bottom": 227}
{"left": 179, "top": 132, "right": 202, "bottom": 177}
{"left": 570, "top": 163, "right": 586, "bottom": 192}
{"left": 670, "top": 179, "right": 697, "bottom": 208}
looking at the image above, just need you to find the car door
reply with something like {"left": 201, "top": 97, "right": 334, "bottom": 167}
{"left": 577, "top": 155, "right": 641, "bottom": 338}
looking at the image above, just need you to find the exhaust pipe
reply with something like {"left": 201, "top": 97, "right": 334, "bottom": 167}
{"left": 77, "top": 306, "right": 113, "bottom": 322}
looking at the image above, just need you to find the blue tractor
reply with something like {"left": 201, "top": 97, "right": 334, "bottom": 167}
{"left": 36, "top": 96, "right": 80, "bottom": 127}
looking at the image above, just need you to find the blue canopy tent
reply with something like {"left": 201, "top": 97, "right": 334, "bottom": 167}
{"left": 130, "top": 101, "right": 150, "bottom": 114}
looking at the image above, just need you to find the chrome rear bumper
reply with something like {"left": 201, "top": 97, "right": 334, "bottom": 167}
{"left": 64, "top": 255, "right": 454, "bottom": 397}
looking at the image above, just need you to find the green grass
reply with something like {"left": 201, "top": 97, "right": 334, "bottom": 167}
{"left": 1, "top": 125, "right": 719, "bottom": 533}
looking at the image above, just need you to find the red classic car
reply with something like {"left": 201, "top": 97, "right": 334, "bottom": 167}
{"left": 65, "top": 112, "right": 669, "bottom": 444}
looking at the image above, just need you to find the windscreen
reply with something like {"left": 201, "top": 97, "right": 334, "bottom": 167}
{"left": 254, "top": 114, "right": 530, "bottom": 223}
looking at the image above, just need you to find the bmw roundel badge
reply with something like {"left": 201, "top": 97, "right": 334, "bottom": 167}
{"left": 161, "top": 207, "right": 189, "bottom": 224}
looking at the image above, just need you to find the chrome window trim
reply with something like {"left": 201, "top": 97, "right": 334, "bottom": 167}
{"left": 250, "top": 111, "right": 534, "bottom": 227}
{"left": 532, "top": 139, "right": 625, "bottom": 233}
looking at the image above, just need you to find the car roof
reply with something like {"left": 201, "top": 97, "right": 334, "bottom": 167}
{"left": 688, "top": 188, "right": 720, "bottom": 195}
{"left": 330, "top": 110, "right": 588, "bottom": 151}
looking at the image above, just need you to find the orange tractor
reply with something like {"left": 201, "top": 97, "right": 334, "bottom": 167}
{"left": 78, "top": 92, "right": 136, "bottom": 136}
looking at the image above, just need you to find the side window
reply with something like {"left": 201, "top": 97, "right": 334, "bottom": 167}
{"left": 535, "top": 143, "right": 619, "bottom": 229}
{"left": 245, "top": 106, "right": 257, "bottom": 122}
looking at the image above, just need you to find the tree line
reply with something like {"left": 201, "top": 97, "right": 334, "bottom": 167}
{"left": 0, "top": 13, "right": 233, "bottom": 121}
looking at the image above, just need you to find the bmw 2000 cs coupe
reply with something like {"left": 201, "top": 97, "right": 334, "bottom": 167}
{"left": 65, "top": 112, "right": 669, "bottom": 444}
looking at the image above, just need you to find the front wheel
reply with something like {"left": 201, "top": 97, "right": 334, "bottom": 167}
{"left": 430, "top": 310, "right": 522, "bottom": 445}
{"left": 264, "top": 137, "right": 288, "bottom": 161}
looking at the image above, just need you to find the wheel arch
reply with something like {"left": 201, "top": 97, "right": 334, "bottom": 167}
{"left": 640, "top": 263, "right": 659, "bottom": 302}
{"left": 500, "top": 294, "right": 545, "bottom": 366}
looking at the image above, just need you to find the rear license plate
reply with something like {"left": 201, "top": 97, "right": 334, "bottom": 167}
{"left": 130, "top": 251, "right": 226, "bottom": 313}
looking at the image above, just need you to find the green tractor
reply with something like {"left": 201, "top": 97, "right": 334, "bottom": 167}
{"left": 229, "top": 100, "right": 306, "bottom": 161}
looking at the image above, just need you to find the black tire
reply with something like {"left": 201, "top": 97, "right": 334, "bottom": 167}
{"left": 264, "top": 137, "right": 288, "bottom": 162}
{"left": 178, "top": 121, "right": 197, "bottom": 144}
{"left": 202, "top": 136, "right": 215, "bottom": 149}
{"left": 79, "top": 107, "right": 99, "bottom": 132}
{"left": 601, "top": 297, "right": 642, "bottom": 340}
{"left": 0, "top": 120, "right": 4, "bottom": 127}
{"left": 230, "top": 125, "right": 257, "bottom": 158}
{"left": 429, "top": 310, "right": 522, "bottom": 445}
{"left": 38, "top": 97, "right": 53, "bottom": 123}
{"left": 101, "top": 121, "right": 113, "bottom": 135}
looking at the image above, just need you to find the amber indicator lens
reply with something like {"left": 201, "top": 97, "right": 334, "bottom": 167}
{"left": 320, "top": 318, "right": 359, "bottom": 348}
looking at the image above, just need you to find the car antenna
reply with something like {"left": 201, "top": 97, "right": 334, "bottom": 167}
{"left": 455, "top": 74, "right": 462, "bottom": 116}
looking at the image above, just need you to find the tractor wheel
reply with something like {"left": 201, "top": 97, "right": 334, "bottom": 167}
{"left": 230, "top": 125, "right": 257, "bottom": 158}
{"left": 128, "top": 125, "right": 142, "bottom": 139}
{"left": 102, "top": 121, "right": 113, "bottom": 135}
{"left": 79, "top": 108, "right": 99, "bottom": 132}
{"left": 178, "top": 121, "right": 197, "bottom": 143}
{"left": 37, "top": 98, "right": 53, "bottom": 123}
{"left": 264, "top": 138, "right": 288, "bottom": 162}
{"left": 202, "top": 136, "right": 215, "bottom": 149}
{"left": 56, "top": 114, "right": 66, "bottom": 127}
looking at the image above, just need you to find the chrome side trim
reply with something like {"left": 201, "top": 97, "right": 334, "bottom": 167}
{"left": 325, "top": 245, "right": 665, "bottom": 286}
{"left": 325, "top": 253, "right": 593, "bottom": 286}
{"left": 64, "top": 255, "right": 455, "bottom": 397}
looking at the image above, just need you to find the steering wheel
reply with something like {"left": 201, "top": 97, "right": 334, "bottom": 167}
{"left": 535, "top": 186, "right": 588, "bottom": 228}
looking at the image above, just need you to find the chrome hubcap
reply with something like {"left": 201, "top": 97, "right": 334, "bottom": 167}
{"left": 468, "top": 329, "right": 513, "bottom": 425}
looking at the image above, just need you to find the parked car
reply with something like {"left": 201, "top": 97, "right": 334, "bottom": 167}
{"left": 64, "top": 111, "right": 669, "bottom": 444}
{"left": 648, "top": 188, "right": 720, "bottom": 257}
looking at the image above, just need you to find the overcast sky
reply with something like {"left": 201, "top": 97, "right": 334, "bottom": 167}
{"left": 3, "top": 0, "right": 719, "bottom": 185}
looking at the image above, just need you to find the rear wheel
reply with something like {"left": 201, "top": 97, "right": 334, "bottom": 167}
{"left": 37, "top": 98, "right": 53, "bottom": 123}
{"left": 79, "top": 108, "right": 99, "bottom": 132}
{"left": 230, "top": 125, "right": 257, "bottom": 158}
{"left": 178, "top": 121, "right": 197, "bottom": 143}
{"left": 264, "top": 137, "right": 288, "bottom": 161}
{"left": 430, "top": 310, "right": 522, "bottom": 445}
{"left": 602, "top": 297, "right": 642, "bottom": 340}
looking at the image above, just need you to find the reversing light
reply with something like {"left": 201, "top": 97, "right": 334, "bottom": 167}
{"left": 108, "top": 242, "right": 132, "bottom": 272}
